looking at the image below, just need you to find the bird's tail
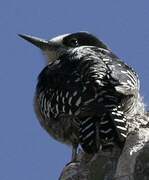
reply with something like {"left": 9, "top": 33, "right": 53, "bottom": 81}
{"left": 79, "top": 108, "right": 127, "bottom": 153}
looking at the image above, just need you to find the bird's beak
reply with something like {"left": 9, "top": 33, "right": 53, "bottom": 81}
{"left": 19, "top": 34, "right": 64, "bottom": 62}
{"left": 18, "top": 34, "right": 49, "bottom": 49}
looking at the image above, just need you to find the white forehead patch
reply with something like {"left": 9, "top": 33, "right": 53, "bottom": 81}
{"left": 50, "top": 33, "right": 70, "bottom": 44}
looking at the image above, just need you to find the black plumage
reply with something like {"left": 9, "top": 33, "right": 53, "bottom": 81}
{"left": 19, "top": 32, "right": 140, "bottom": 158}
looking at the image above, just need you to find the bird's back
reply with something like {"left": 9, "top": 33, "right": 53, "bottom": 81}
{"left": 34, "top": 46, "right": 139, "bottom": 153}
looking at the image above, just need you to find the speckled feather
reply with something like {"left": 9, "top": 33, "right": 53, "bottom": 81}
{"left": 35, "top": 45, "right": 139, "bottom": 153}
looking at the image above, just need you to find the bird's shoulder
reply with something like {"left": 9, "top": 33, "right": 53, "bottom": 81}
{"left": 70, "top": 46, "right": 139, "bottom": 95}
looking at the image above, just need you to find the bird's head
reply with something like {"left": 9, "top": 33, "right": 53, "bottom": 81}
{"left": 18, "top": 32, "right": 108, "bottom": 63}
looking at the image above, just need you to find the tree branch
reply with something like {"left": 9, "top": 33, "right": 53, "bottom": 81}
{"left": 59, "top": 113, "right": 149, "bottom": 180}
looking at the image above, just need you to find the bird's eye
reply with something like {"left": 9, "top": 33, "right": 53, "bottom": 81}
{"left": 69, "top": 38, "right": 79, "bottom": 47}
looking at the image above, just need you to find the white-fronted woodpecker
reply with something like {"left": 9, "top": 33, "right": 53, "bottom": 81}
{"left": 19, "top": 32, "right": 142, "bottom": 160}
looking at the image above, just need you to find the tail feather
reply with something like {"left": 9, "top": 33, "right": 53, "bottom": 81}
{"left": 79, "top": 108, "right": 128, "bottom": 153}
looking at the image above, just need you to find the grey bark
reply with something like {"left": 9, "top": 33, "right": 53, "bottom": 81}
{"left": 59, "top": 113, "right": 149, "bottom": 180}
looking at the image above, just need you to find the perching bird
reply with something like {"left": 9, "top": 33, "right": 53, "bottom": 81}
{"left": 19, "top": 32, "right": 141, "bottom": 160}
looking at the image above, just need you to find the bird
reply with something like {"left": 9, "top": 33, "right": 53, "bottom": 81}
{"left": 19, "top": 31, "right": 141, "bottom": 161}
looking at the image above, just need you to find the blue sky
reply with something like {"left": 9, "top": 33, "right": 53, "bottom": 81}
{"left": 1, "top": 0, "right": 149, "bottom": 179}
